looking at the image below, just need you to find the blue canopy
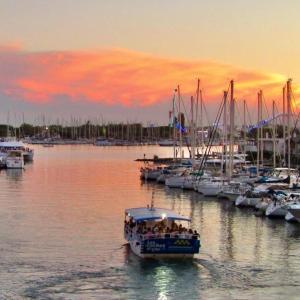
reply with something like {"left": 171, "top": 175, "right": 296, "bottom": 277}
{"left": 125, "top": 207, "right": 191, "bottom": 222}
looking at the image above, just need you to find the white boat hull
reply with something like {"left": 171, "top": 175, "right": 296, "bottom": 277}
{"left": 198, "top": 184, "right": 222, "bottom": 196}
{"left": 266, "top": 203, "right": 288, "bottom": 218}
{"left": 143, "top": 170, "right": 162, "bottom": 180}
{"left": 165, "top": 177, "right": 185, "bottom": 188}
{"left": 182, "top": 179, "right": 194, "bottom": 190}
{"left": 219, "top": 191, "right": 240, "bottom": 202}
{"left": 285, "top": 212, "right": 297, "bottom": 222}
{"left": 235, "top": 196, "right": 260, "bottom": 207}
{"left": 255, "top": 201, "right": 269, "bottom": 212}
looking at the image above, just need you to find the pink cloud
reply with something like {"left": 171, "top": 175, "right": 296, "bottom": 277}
{"left": 0, "top": 46, "right": 298, "bottom": 108}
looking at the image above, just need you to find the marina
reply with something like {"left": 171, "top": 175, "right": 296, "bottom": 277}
{"left": 0, "top": 145, "right": 299, "bottom": 299}
{"left": 1, "top": 1, "right": 300, "bottom": 298}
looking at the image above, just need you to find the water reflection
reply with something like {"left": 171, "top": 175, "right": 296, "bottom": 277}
{"left": 5, "top": 169, "right": 23, "bottom": 181}
{"left": 124, "top": 245, "right": 201, "bottom": 299}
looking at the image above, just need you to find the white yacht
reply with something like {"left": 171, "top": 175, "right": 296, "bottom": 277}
{"left": 6, "top": 150, "right": 24, "bottom": 169}
{"left": 124, "top": 206, "right": 200, "bottom": 258}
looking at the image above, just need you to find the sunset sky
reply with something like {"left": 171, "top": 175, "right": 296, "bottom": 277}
{"left": 0, "top": 0, "right": 299, "bottom": 124}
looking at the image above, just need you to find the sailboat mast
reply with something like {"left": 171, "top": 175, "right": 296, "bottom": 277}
{"left": 191, "top": 96, "right": 195, "bottom": 165}
{"left": 172, "top": 90, "right": 176, "bottom": 159}
{"left": 200, "top": 89, "right": 204, "bottom": 151}
{"left": 287, "top": 79, "right": 292, "bottom": 173}
{"left": 282, "top": 86, "right": 286, "bottom": 166}
{"left": 260, "top": 90, "right": 264, "bottom": 168}
{"left": 195, "top": 78, "right": 200, "bottom": 153}
{"left": 243, "top": 99, "right": 247, "bottom": 161}
{"left": 272, "top": 100, "right": 276, "bottom": 168}
{"left": 222, "top": 91, "right": 228, "bottom": 175}
{"left": 256, "top": 92, "right": 260, "bottom": 176}
{"left": 177, "top": 85, "right": 183, "bottom": 159}
{"left": 229, "top": 80, "right": 234, "bottom": 179}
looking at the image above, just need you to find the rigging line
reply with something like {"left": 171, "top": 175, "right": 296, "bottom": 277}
{"left": 202, "top": 97, "right": 211, "bottom": 128}
{"left": 195, "top": 81, "right": 231, "bottom": 177}
{"left": 235, "top": 99, "right": 243, "bottom": 127}
{"left": 245, "top": 101, "right": 253, "bottom": 126}
{"left": 176, "top": 87, "right": 192, "bottom": 129}
{"left": 262, "top": 92, "right": 270, "bottom": 120}
{"left": 197, "top": 99, "right": 223, "bottom": 173}
{"left": 195, "top": 79, "right": 200, "bottom": 130}
{"left": 195, "top": 96, "right": 225, "bottom": 181}
{"left": 173, "top": 89, "right": 193, "bottom": 150}
{"left": 201, "top": 99, "right": 225, "bottom": 171}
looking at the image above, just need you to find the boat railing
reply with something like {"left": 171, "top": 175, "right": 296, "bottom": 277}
{"left": 124, "top": 225, "right": 199, "bottom": 241}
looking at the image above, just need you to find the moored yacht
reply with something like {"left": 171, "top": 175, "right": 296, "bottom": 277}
{"left": 124, "top": 206, "right": 200, "bottom": 258}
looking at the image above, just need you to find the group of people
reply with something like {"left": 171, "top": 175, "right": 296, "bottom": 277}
{"left": 125, "top": 218, "right": 200, "bottom": 239}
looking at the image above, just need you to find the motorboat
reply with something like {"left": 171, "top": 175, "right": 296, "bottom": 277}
{"left": 6, "top": 150, "right": 24, "bottom": 169}
{"left": 0, "top": 140, "right": 33, "bottom": 162}
{"left": 124, "top": 206, "right": 200, "bottom": 258}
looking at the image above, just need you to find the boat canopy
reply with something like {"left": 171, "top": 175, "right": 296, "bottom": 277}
{"left": 0, "top": 141, "right": 25, "bottom": 148}
{"left": 125, "top": 207, "right": 191, "bottom": 222}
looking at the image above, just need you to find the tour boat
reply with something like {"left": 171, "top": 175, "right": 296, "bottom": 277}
{"left": 124, "top": 206, "right": 200, "bottom": 258}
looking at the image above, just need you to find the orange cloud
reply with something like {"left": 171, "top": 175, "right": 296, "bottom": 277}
{"left": 0, "top": 46, "right": 298, "bottom": 108}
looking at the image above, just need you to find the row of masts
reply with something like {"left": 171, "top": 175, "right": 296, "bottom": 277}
{"left": 171, "top": 78, "right": 296, "bottom": 177}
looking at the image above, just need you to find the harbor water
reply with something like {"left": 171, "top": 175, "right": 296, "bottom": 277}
{"left": 0, "top": 145, "right": 299, "bottom": 299}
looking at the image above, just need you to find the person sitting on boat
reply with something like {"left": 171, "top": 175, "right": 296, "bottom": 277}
{"left": 171, "top": 221, "right": 178, "bottom": 231}
{"left": 129, "top": 218, "right": 136, "bottom": 229}
{"left": 193, "top": 230, "right": 200, "bottom": 238}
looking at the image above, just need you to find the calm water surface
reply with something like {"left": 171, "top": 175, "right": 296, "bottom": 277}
{"left": 0, "top": 145, "right": 299, "bottom": 299}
